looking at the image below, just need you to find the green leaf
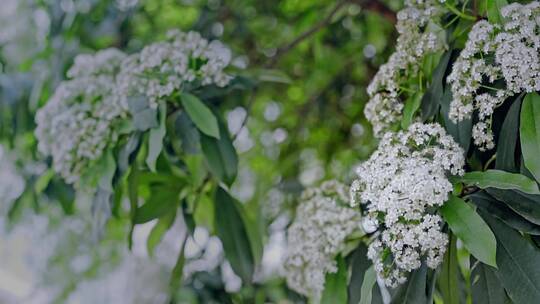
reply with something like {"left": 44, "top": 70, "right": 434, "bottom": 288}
{"left": 496, "top": 95, "right": 523, "bottom": 172}
{"left": 437, "top": 233, "right": 460, "bottom": 304}
{"left": 421, "top": 50, "right": 452, "bottom": 121}
{"left": 147, "top": 208, "right": 177, "bottom": 256}
{"left": 487, "top": 0, "right": 509, "bottom": 24}
{"left": 401, "top": 93, "right": 422, "bottom": 129}
{"left": 470, "top": 191, "right": 540, "bottom": 235}
{"left": 391, "top": 262, "right": 430, "bottom": 304}
{"left": 347, "top": 244, "right": 371, "bottom": 304}
{"left": 134, "top": 186, "right": 179, "bottom": 224}
{"left": 358, "top": 266, "right": 377, "bottom": 304}
{"left": 200, "top": 124, "right": 238, "bottom": 186}
{"left": 169, "top": 234, "right": 187, "bottom": 298}
{"left": 520, "top": 93, "right": 540, "bottom": 183}
{"left": 470, "top": 258, "right": 507, "bottom": 304}
{"left": 146, "top": 103, "right": 167, "bottom": 172}
{"left": 321, "top": 256, "right": 348, "bottom": 304}
{"left": 128, "top": 95, "right": 158, "bottom": 131}
{"left": 480, "top": 211, "right": 540, "bottom": 304}
{"left": 256, "top": 69, "right": 292, "bottom": 84}
{"left": 440, "top": 195, "right": 497, "bottom": 267}
{"left": 459, "top": 170, "right": 540, "bottom": 195}
{"left": 441, "top": 85, "right": 472, "bottom": 153}
{"left": 487, "top": 188, "right": 540, "bottom": 225}
{"left": 181, "top": 93, "right": 220, "bottom": 139}
{"left": 214, "top": 187, "right": 254, "bottom": 283}
{"left": 34, "top": 169, "right": 54, "bottom": 194}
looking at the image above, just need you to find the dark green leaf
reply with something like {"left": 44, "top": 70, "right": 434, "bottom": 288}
{"left": 181, "top": 93, "right": 220, "bottom": 139}
{"left": 470, "top": 191, "right": 540, "bottom": 235}
{"left": 441, "top": 86, "right": 472, "bottom": 152}
{"left": 471, "top": 258, "right": 507, "bottom": 304}
{"left": 437, "top": 233, "right": 460, "bottom": 304}
{"left": 348, "top": 243, "right": 371, "bottom": 304}
{"left": 146, "top": 103, "right": 167, "bottom": 172}
{"left": 390, "top": 262, "right": 429, "bottom": 304}
{"left": 359, "top": 266, "right": 377, "bottom": 304}
{"left": 480, "top": 211, "right": 540, "bottom": 304}
{"left": 321, "top": 256, "right": 348, "bottom": 304}
{"left": 200, "top": 123, "right": 238, "bottom": 186}
{"left": 214, "top": 187, "right": 254, "bottom": 283}
{"left": 459, "top": 170, "right": 540, "bottom": 195}
{"left": 169, "top": 110, "right": 200, "bottom": 154}
{"left": 133, "top": 186, "right": 179, "bottom": 224}
{"left": 520, "top": 93, "right": 540, "bottom": 183}
{"left": 496, "top": 96, "right": 522, "bottom": 172}
{"left": 421, "top": 50, "right": 452, "bottom": 121}
{"left": 440, "top": 195, "right": 497, "bottom": 267}
{"left": 487, "top": 188, "right": 540, "bottom": 225}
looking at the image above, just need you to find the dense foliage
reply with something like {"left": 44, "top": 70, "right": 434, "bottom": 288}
{"left": 2, "top": 0, "right": 540, "bottom": 304}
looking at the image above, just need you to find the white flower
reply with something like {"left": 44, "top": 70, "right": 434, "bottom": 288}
{"left": 350, "top": 122, "right": 464, "bottom": 287}
{"left": 285, "top": 180, "right": 361, "bottom": 302}
{"left": 365, "top": 0, "right": 446, "bottom": 137}
{"left": 35, "top": 48, "right": 127, "bottom": 184}
{"left": 116, "top": 30, "right": 233, "bottom": 109}
{"left": 447, "top": 2, "right": 540, "bottom": 150}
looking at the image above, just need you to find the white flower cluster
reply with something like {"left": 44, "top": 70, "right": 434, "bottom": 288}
{"left": 447, "top": 2, "right": 540, "bottom": 150}
{"left": 365, "top": 0, "right": 446, "bottom": 137}
{"left": 350, "top": 123, "right": 464, "bottom": 287}
{"left": 36, "top": 31, "right": 234, "bottom": 184}
{"left": 35, "top": 49, "right": 127, "bottom": 184}
{"left": 116, "top": 30, "right": 233, "bottom": 109}
{"left": 285, "top": 180, "right": 361, "bottom": 302}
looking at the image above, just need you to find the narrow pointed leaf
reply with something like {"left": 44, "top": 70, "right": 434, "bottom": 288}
{"left": 496, "top": 96, "right": 522, "bottom": 172}
{"left": 459, "top": 170, "right": 540, "bottom": 194}
{"left": 520, "top": 93, "right": 540, "bottom": 183}
{"left": 200, "top": 124, "right": 238, "bottom": 186}
{"left": 146, "top": 103, "right": 167, "bottom": 172}
{"left": 321, "top": 256, "right": 348, "bottom": 304}
{"left": 487, "top": 188, "right": 540, "bottom": 225}
{"left": 440, "top": 196, "right": 497, "bottom": 267}
{"left": 470, "top": 259, "right": 507, "bottom": 304}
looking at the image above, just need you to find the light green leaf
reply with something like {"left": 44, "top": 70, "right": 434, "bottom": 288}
{"left": 256, "top": 69, "right": 292, "bottom": 84}
{"left": 401, "top": 93, "right": 422, "bottom": 129}
{"left": 214, "top": 187, "right": 254, "bottom": 283}
{"left": 459, "top": 169, "right": 540, "bottom": 195}
{"left": 321, "top": 256, "right": 348, "bottom": 304}
{"left": 34, "top": 169, "right": 54, "bottom": 194}
{"left": 437, "top": 233, "right": 460, "bottom": 304}
{"left": 181, "top": 93, "right": 220, "bottom": 139}
{"left": 146, "top": 103, "right": 167, "bottom": 172}
{"left": 520, "top": 93, "right": 540, "bottom": 183}
{"left": 440, "top": 195, "right": 497, "bottom": 267}
{"left": 480, "top": 211, "right": 540, "bottom": 304}
{"left": 487, "top": 0, "right": 509, "bottom": 24}
{"left": 359, "top": 266, "right": 377, "bottom": 304}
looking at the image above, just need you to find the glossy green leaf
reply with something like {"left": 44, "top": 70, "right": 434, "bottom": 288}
{"left": 480, "top": 211, "right": 540, "bottom": 304}
{"left": 321, "top": 256, "right": 348, "bottom": 304}
{"left": 347, "top": 244, "right": 371, "bottom": 304}
{"left": 470, "top": 191, "right": 540, "bottom": 235}
{"left": 496, "top": 96, "right": 522, "bottom": 172}
{"left": 470, "top": 258, "right": 507, "bottom": 304}
{"left": 200, "top": 124, "right": 238, "bottom": 186}
{"left": 520, "top": 93, "right": 540, "bottom": 183}
{"left": 214, "top": 187, "right": 254, "bottom": 283}
{"left": 440, "top": 196, "right": 497, "bottom": 267}
{"left": 441, "top": 86, "right": 472, "bottom": 153}
{"left": 459, "top": 170, "right": 540, "bottom": 195}
{"left": 146, "top": 103, "right": 167, "bottom": 172}
{"left": 181, "top": 93, "right": 220, "bottom": 139}
{"left": 487, "top": 188, "right": 540, "bottom": 225}
{"left": 359, "top": 266, "right": 377, "bottom": 304}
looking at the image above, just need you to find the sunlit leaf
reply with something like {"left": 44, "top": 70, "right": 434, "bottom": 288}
{"left": 181, "top": 93, "right": 220, "bottom": 139}
{"left": 459, "top": 170, "right": 540, "bottom": 195}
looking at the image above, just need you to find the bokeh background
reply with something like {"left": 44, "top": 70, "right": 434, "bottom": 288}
{"left": 0, "top": 0, "right": 399, "bottom": 302}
